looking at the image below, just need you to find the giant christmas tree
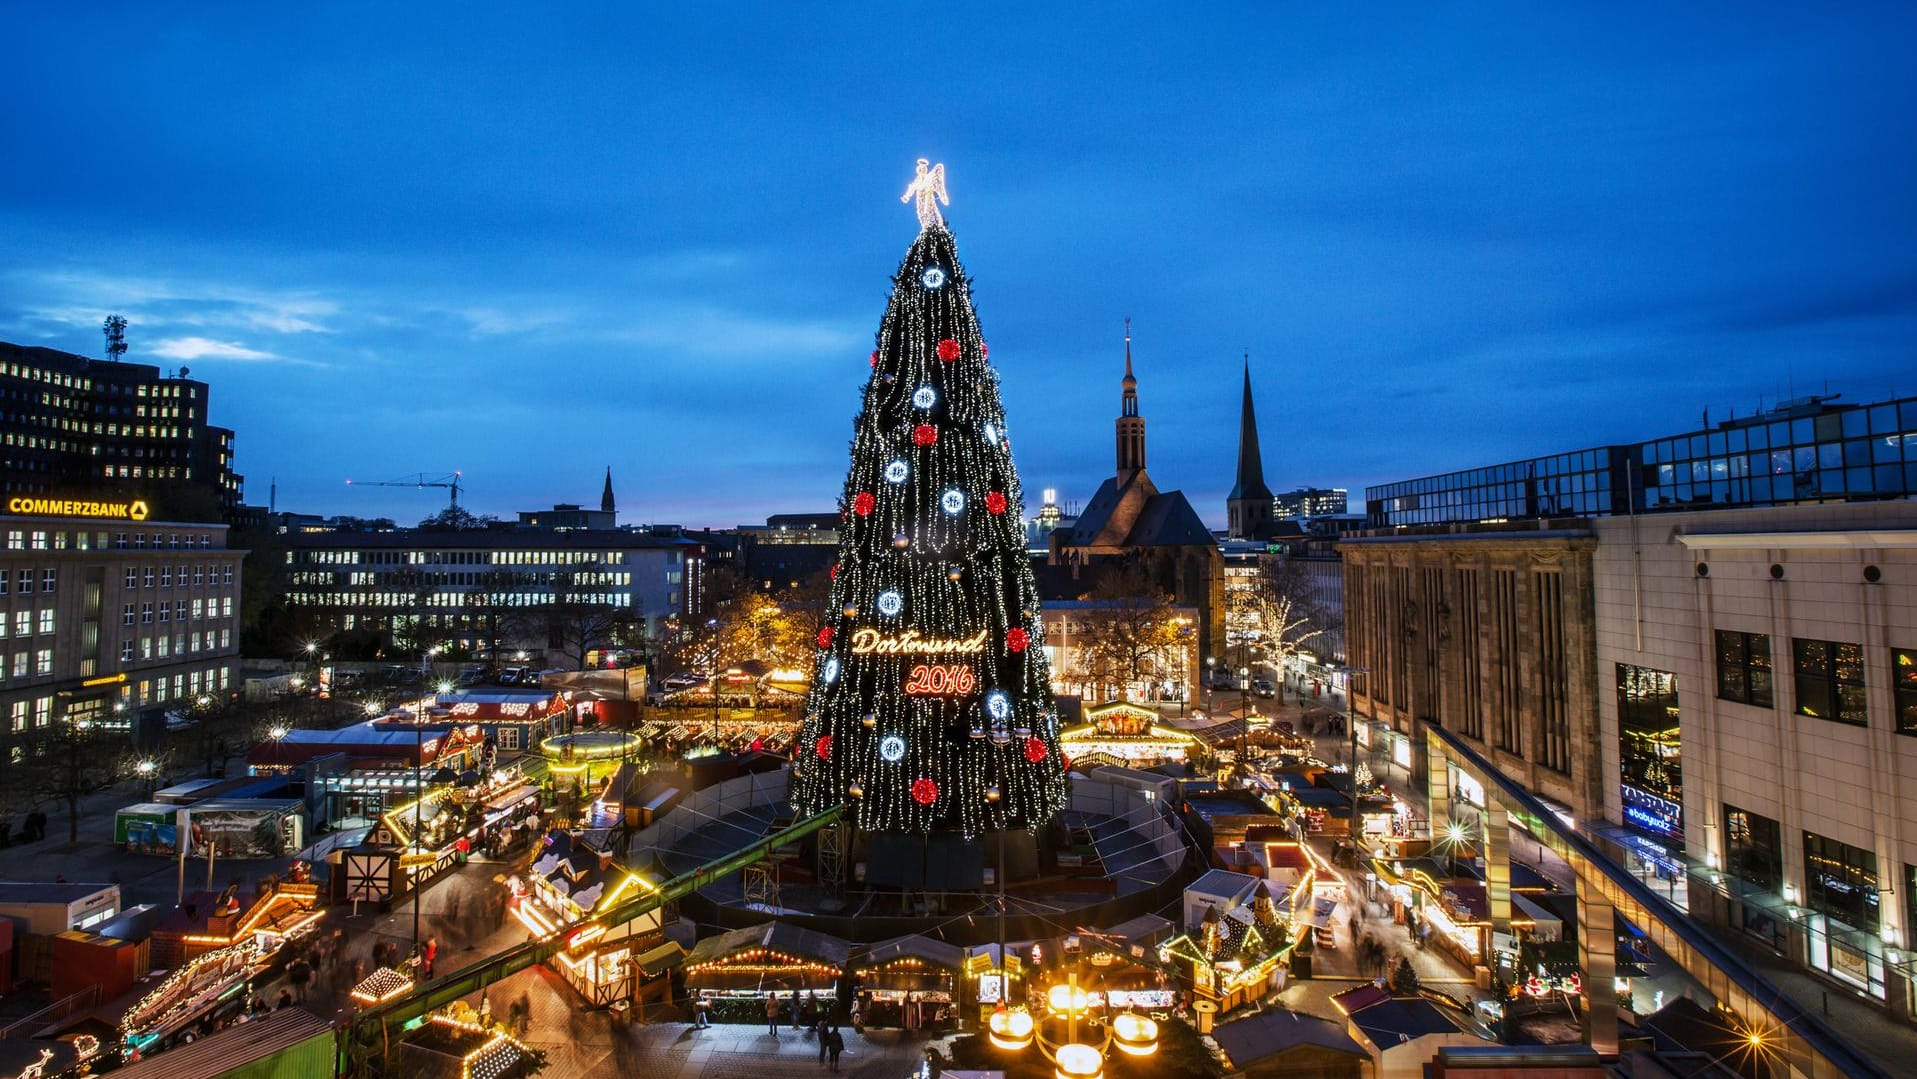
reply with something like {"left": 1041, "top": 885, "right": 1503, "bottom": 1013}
{"left": 791, "top": 163, "right": 1068, "bottom": 837}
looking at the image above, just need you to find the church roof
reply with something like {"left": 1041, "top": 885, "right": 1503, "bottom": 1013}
{"left": 1229, "top": 361, "right": 1273, "bottom": 503}
{"left": 1126, "top": 487, "right": 1214, "bottom": 546}
{"left": 1061, "top": 474, "right": 1213, "bottom": 550}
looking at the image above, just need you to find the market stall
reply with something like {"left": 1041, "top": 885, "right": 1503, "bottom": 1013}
{"left": 1161, "top": 884, "right": 1303, "bottom": 1014}
{"left": 683, "top": 921, "right": 849, "bottom": 1024}
{"left": 508, "top": 829, "right": 664, "bottom": 1007}
{"left": 853, "top": 934, "right": 963, "bottom": 1030}
{"left": 1057, "top": 701, "right": 1200, "bottom": 768}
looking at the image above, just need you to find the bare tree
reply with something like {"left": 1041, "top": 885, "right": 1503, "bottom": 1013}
{"left": 1232, "top": 556, "right": 1335, "bottom": 678}
{"left": 21, "top": 720, "right": 130, "bottom": 845}
{"left": 1069, "top": 563, "right": 1191, "bottom": 702}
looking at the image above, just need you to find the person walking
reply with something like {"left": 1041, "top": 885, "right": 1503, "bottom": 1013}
{"left": 816, "top": 1015, "right": 831, "bottom": 1065}
{"left": 286, "top": 956, "right": 312, "bottom": 1002}
{"left": 826, "top": 1025, "right": 845, "bottom": 1072}
{"left": 693, "top": 994, "right": 710, "bottom": 1029}
{"left": 790, "top": 989, "right": 803, "bottom": 1031}
{"left": 765, "top": 992, "right": 782, "bottom": 1036}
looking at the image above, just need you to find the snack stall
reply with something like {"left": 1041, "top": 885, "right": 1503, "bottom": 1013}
{"left": 1057, "top": 701, "right": 1201, "bottom": 768}
{"left": 683, "top": 922, "right": 850, "bottom": 1024}
{"left": 1369, "top": 857, "right": 1491, "bottom": 967}
{"left": 120, "top": 940, "right": 258, "bottom": 1059}
{"left": 1162, "top": 879, "right": 1310, "bottom": 1014}
{"left": 853, "top": 934, "right": 963, "bottom": 1030}
{"left": 507, "top": 830, "right": 663, "bottom": 1007}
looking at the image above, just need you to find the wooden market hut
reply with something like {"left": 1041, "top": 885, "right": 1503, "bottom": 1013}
{"left": 853, "top": 933, "right": 964, "bottom": 1029}
{"left": 684, "top": 921, "right": 850, "bottom": 1022}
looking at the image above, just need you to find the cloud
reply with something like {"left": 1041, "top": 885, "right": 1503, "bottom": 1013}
{"left": 149, "top": 336, "right": 280, "bottom": 361}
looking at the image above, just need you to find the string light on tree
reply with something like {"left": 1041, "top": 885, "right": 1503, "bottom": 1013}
{"left": 792, "top": 161, "right": 1068, "bottom": 836}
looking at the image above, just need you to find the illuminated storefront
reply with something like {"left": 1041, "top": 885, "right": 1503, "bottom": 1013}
{"left": 683, "top": 922, "right": 850, "bottom": 1023}
{"left": 853, "top": 934, "right": 963, "bottom": 1029}
{"left": 1057, "top": 702, "right": 1200, "bottom": 767}
{"left": 508, "top": 830, "right": 663, "bottom": 1006}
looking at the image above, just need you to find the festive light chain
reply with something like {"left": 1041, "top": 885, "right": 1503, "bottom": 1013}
{"left": 793, "top": 223, "right": 1067, "bottom": 836}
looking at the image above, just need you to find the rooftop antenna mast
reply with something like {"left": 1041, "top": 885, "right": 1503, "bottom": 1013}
{"left": 103, "top": 315, "right": 128, "bottom": 361}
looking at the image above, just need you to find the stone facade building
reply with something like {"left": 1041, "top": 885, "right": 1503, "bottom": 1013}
{"left": 1342, "top": 529, "right": 1606, "bottom": 820}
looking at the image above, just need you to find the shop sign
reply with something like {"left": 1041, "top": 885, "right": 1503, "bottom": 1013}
{"left": 1621, "top": 784, "right": 1682, "bottom": 840}
{"left": 6, "top": 496, "right": 149, "bottom": 520}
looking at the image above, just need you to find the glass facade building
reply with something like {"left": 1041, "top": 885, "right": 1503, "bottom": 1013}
{"left": 1367, "top": 394, "right": 1917, "bottom": 527}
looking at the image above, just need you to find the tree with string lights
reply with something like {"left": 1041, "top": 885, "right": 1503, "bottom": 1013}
{"left": 791, "top": 163, "right": 1067, "bottom": 836}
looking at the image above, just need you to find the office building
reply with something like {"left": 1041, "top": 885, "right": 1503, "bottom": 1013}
{"left": 1273, "top": 487, "right": 1349, "bottom": 520}
{"left": 280, "top": 527, "right": 702, "bottom": 658}
{"left": 1344, "top": 391, "right": 1917, "bottom": 1014}
{"left": 1, "top": 339, "right": 244, "bottom": 523}
{"left": 0, "top": 506, "right": 243, "bottom": 766}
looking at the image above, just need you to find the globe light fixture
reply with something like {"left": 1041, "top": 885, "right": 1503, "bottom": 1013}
{"left": 1111, "top": 1012, "right": 1159, "bottom": 1056}
{"left": 988, "top": 1007, "right": 1034, "bottom": 1051}
{"left": 1053, "top": 1043, "right": 1103, "bottom": 1079}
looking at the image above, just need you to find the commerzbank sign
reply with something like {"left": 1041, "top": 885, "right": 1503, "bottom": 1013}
{"left": 6, "top": 497, "right": 149, "bottom": 521}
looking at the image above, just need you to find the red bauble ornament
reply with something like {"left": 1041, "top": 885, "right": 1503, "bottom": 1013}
{"left": 815, "top": 735, "right": 832, "bottom": 760}
{"left": 1062, "top": 754, "right": 1073, "bottom": 771}
{"left": 985, "top": 492, "right": 1008, "bottom": 515}
{"left": 869, "top": 350, "right": 879, "bottom": 368}
{"left": 936, "top": 338, "right": 960, "bottom": 362}
{"left": 981, "top": 342, "right": 990, "bottom": 360}
{"left": 853, "top": 491, "right": 875, "bottom": 517}
{"left": 1024, "top": 737, "right": 1047, "bottom": 764}
{"left": 1006, "top": 627, "right": 1030, "bottom": 653}
{"left": 912, "top": 778, "right": 939, "bottom": 805}
{"left": 829, "top": 563, "right": 840, "bottom": 580}
{"left": 912, "top": 424, "right": 939, "bottom": 447}
{"left": 817, "top": 626, "right": 835, "bottom": 649}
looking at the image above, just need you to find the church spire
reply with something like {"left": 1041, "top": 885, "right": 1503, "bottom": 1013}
{"left": 1227, "top": 355, "right": 1274, "bottom": 539}
{"left": 1115, "top": 319, "right": 1146, "bottom": 483}
{"left": 600, "top": 466, "right": 616, "bottom": 515}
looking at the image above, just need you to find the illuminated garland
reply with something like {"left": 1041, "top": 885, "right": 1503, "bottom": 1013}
{"left": 791, "top": 218, "right": 1069, "bottom": 836}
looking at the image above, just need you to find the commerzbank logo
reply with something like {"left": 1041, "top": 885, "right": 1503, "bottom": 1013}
{"left": 5, "top": 497, "right": 149, "bottom": 521}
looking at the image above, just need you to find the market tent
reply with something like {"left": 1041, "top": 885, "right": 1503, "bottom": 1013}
{"left": 856, "top": 933, "right": 964, "bottom": 991}
{"left": 685, "top": 921, "right": 850, "bottom": 993}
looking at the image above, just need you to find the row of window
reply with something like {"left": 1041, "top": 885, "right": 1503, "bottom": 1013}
{"left": 1724, "top": 804, "right": 1886, "bottom": 934}
{"left": 0, "top": 569, "right": 57, "bottom": 594}
{"left": 120, "top": 629, "right": 232, "bottom": 662}
{"left": 291, "top": 549, "right": 635, "bottom": 567}
{"left": 122, "top": 564, "right": 235, "bottom": 589}
{"left": 123, "top": 597, "right": 234, "bottom": 625}
{"left": 283, "top": 591, "right": 634, "bottom": 608}
{"left": 0, "top": 651, "right": 56, "bottom": 680}
{"left": 6, "top": 610, "right": 55, "bottom": 637}
{"left": 1, "top": 530, "right": 220, "bottom": 553}
{"left": 1714, "top": 630, "right": 1917, "bottom": 731}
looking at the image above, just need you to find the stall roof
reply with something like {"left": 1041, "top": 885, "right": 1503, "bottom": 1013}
{"left": 0, "top": 881, "right": 116, "bottom": 905}
{"left": 1347, "top": 998, "right": 1466, "bottom": 1044}
{"left": 686, "top": 920, "right": 851, "bottom": 970}
{"left": 1213, "top": 1009, "right": 1367, "bottom": 1068}
{"left": 1105, "top": 913, "right": 1173, "bottom": 946}
{"left": 1187, "top": 868, "right": 1262, "bottom": 908}
{"left": 635, "top": 940, "right": 687, "bottom": 977}
{"left": 112, "top": 1009, "right": 332, "bottom": 1079}
{"left": 858, "top": 933, "right": 964, "bottom": 971}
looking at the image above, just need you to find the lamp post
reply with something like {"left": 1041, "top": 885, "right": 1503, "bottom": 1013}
{"left": 267, "top": 724, "right": 288, "bottom": 773}
{"left": 414, "top": 701, "right": 451, "bottom": 962}
{"left": 1335, "top": 666, "right": 1370, "bottom": 852}
{"left": 987, "top": 783, "right": 1006, "bottom": 1020}
{"left": 1204, "top": 656, "right": 1215, "bottom": 717}
{"left": 136, "top": 757, "right": 158, "bottom": 800}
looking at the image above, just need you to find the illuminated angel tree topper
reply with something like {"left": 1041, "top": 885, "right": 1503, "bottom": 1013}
{"left": 792, "top": 166, "right": 1067, "bottom": 836}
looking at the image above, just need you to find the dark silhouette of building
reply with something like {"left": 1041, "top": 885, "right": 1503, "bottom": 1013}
{"left": 1227, "top": 358, "right": 1275, "bottom": 540}
{"left": 1, "top": 337, "right": 243, "bottom": 523}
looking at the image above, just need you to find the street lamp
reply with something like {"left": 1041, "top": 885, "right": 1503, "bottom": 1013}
{"left": 1204, "top": 656, "right": 1215, "bottom": 716}
{"left": 1333, "top": 666, "right": 1370, "bottom": 852}
{"left": 136, "top": 758, "right": 158, "bottom": 799}
{"left": 267, "top": 724, "right": 289, "bottom": 773}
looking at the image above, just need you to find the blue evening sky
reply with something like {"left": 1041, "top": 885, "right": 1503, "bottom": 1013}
{"left": 3, "top": 5, "right": 1914, "bottom": 528}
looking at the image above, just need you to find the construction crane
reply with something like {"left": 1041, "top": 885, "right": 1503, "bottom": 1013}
{"left": 344, "top": 471, "right": 464, "bottom": 509}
